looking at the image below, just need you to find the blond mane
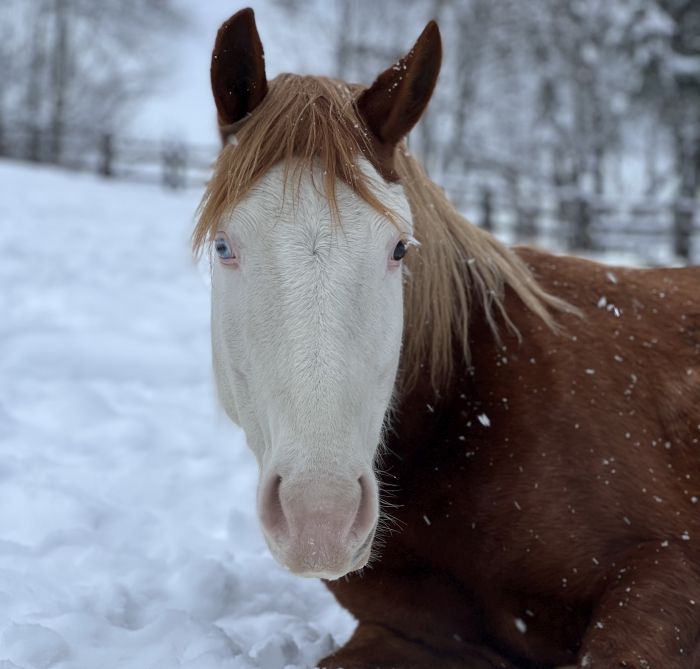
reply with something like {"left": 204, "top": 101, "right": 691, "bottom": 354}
{"left": 194, "top": 74, "right": 573, "bottom": 391}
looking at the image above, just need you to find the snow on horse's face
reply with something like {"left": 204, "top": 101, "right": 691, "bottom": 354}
{"left": 203, "top": 8, "right": 440, "bottom": 578}
{"left": 211, "top": 162, "right": 411, "bottom": 578}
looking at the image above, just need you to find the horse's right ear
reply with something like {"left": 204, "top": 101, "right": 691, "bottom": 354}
{"left": 211, "top": 8, "right": 268, "bottom": 134}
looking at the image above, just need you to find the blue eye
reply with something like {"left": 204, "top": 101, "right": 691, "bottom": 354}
{"left": 215, "top": 236, "right": 235, "bottom": 260}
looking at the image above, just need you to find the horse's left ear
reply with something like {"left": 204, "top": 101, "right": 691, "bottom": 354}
{"left": 357, "top": 21, "right": 441, "bottom": 147}
{"left": 211, "top": 7, "right": 268, "bottom": 132}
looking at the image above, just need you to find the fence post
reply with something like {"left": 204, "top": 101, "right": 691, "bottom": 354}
{"left": 479, "top": 187, "right": 493, "bottom": 231}
{"left": 162, "top": 143, "right": 187, "bottom": 189}
{"left": 515, "top": 204, "right": 538, "bottom": 242}
{"left": 672, "top": 198, "right": 693, "bottom": 262}
{"left": 570, "top": 195, "right": 592, "bottom": 251}
{"left": 27, "top": 125, "right": 41, "bottom": 162}
{"left": 99, "top": 133, "right": 114, "bottom": 178}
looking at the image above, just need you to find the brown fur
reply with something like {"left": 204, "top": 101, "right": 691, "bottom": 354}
{"left": 323, "top": 252, "right": 700, "bottom": 668}
{"left": 203, "top": 10, "right": 700, "bottom": 668}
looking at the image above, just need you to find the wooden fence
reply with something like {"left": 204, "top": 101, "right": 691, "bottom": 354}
{"left": 446, "top": 185, "right": 700, "bottom": 265}
{"left": 1, "top": 125, "right": 698, "bottom": 265}
{"left": 0, "top": 125, "right": 216, "bottom": 189}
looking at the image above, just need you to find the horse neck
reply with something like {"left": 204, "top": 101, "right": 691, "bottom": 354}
{"left": 392, "top": 276, "right": 535, "bottom": 458}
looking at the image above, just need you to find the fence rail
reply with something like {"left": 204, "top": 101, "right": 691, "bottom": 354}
{"left": 451, "top": 187, "right": 700, "bottom": 264}
{"left": 0, "top": 125, "right": 218, "bottom": 189}
{"left": 1, "top": 125, "right": 698, "bottom": 265}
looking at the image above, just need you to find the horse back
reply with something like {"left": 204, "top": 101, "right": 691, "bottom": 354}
{"left": 515, "top": 247, "right": 700, "bottom": 447}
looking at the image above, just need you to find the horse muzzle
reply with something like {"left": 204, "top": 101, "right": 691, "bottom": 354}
{"left": 258, "top": 470, "right": 378, "bottom": 579}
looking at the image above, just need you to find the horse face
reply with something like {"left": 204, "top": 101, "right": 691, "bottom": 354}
{"left": 211, "top": 161, "right": 412, "bottom": 578}
{"left": 206, "top": 7, "right": 441, "bottom": 578}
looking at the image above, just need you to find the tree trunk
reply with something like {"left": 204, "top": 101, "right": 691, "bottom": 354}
{"left": 49, "top": 0, "right": 69, "bottom": 164}
{"left": 672, "top": 123, "right": 697, "bottom": 261}
{"left": 25, "top": 2, "right": 47, "bottom": 162}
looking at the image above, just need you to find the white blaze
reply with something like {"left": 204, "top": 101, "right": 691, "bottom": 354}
{"left": 210, "top": 159, "right": 413, "bottom": 578}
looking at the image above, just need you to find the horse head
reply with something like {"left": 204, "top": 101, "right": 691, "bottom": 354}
{"left": 201, "top": 8, "right": 441, "bottom": 578}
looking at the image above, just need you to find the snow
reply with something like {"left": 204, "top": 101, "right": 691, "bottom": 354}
{"left": 477, "top": 413, "right": 490, "bottom": 427}
{"left": 0, "top": 161, "right": 354, "bottom": 669}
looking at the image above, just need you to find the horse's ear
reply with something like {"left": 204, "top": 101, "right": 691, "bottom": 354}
{"left": 211, "top": 7, "right": 268, "bottom": 131}
{"left": 357, "top": 21, "right": 441, "bottom": 147}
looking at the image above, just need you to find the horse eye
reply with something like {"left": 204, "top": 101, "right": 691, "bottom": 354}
{"left": 215, "top": 236, "right": 235, "bottom": 260}
{"left": 392, "top": 240, "right": 408, "bottom": 261}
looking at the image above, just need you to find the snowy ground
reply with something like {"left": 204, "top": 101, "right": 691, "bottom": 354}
{"left": 0, "top": 161, "right": 354, "bottom": 669}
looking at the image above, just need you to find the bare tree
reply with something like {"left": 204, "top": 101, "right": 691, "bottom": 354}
{"left": 0, "top": 0, "right": 185, "bottom": 163}
{"left": 654, "top": 0, "right": 700, "bottom": 258}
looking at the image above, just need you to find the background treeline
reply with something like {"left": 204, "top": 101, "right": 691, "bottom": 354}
{"left": 0, "top": 0, "right": 183, "bottom": 163}
{"left": 1, "top": 0, "right": 698, "bottom": 262}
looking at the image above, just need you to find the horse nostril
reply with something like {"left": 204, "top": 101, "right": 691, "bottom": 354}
{"left": 260, "top": 474, "right": 287, "bottom": 537}
{"left": 351, "top": 474, "right": 377, "bottom": 541}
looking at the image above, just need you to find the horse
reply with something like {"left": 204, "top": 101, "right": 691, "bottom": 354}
{"left": 194, "top": 8, "right": 700, "bottom": 668}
